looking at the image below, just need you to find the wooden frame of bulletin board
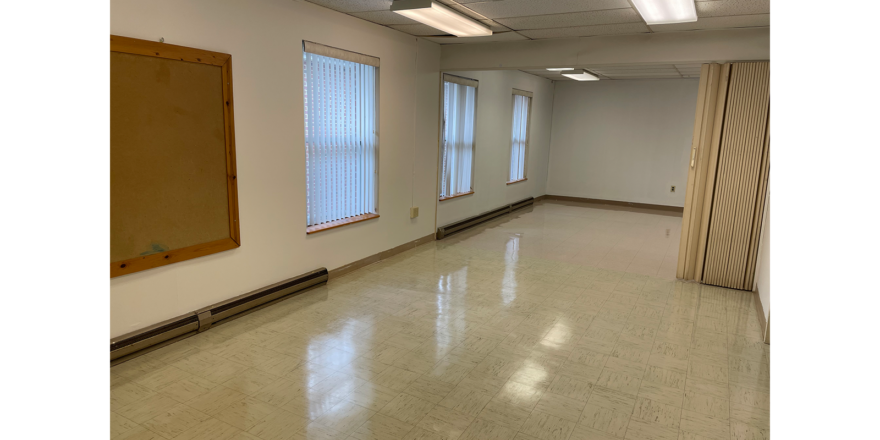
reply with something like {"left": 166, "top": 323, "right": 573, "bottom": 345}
{"left": 110, "top": 35, "right": 240, "bottom": 278}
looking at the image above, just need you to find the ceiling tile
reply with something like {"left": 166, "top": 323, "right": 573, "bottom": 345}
{"left": 519, "top": 22, "right": 649, "bottom": 39}
{"left": 307, "top": 0, "right": 769, "bottom": 40}
{"left": 522, "top": 69, "right": 571, "bottom": 78}
{"left": 586, "top": 63, "right": 677, "bottom": 71}
{"left": 520, "top": 70, "right": 559, "bottom": 78}
{"left": 603, "top": 73, "right": 684, "bottom": 79}
{"left": 495, "top": 8, "right": 641, "bottom": 30}
{"left": 591, "top": 71, "right": 680, "bottom": 76}
{"left": 461, "top": 0, "right": 633, "bottom": 19}
{"left": 696, "top": 0, "right": 770, "bottom": 18}
{"left": 443, "top": 1, "right": 491, "bottom": 19}
{"left": 650, "top": 14, "right": 769, "bottom": 32}
{"left": 349, "top": 10, "right": 419, "bottom": 25}
{"left": 584, "top": 63, "right": 676, "bottom": 69}
{"left": 389, "top": 23, "right": 451, "bottom": 36}
{"left": 535, "top": 63, "right": 708, "bottom": 80}
{"left": 592, "top": 68, "right": 680, "bottom": 75}
{"left": 441, "top": 2, "right": 514, "bottom": 31}
{"left": 422, "top": 31, "right": 529, "bottom": 44}
{"left": 304, "top": 0, "right": 392, "bottom": 13}
{"left": 480, "top": 20, "right": 513, "bottom": 32}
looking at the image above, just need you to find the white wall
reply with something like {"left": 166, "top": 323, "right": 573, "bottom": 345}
{"left": 437, "top": 70, "right": 554, "bottom": 226}
{"left": 754, "top": 189, "right": 770, "bottom": 330}
{"left": 439, "top": 27, "right": 770, "bottom": 71}
{"left": 110, "top": 0, "right": 441, "bottom": 337}
{"left": 546, "top": 79, "right": 699, "bottom": 207}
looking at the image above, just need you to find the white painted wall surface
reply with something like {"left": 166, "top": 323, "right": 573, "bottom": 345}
{"left": 110, "top": 0, "right": 441, "bottom": 337}
{"left": 437, "top": 70, "right": 554, "bottom": 226}
{"left": 546, "top": 79, "right": 699, "bottom": 207}
{"left": 439, "top": 28, "right": 770, "bottom": 71}
{"left": 754, "top": 189, "right": 770, "bottom": 326}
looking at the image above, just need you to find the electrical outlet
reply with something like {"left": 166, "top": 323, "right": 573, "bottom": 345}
{"left": 410, "top": 206, "right": 419, "bottom": 219}
{"left": 670, "top": 185, "right": 676, "bottom": 193}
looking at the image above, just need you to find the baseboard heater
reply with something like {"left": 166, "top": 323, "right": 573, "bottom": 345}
{"left": 436, "top": 197, "right": 534, "bottom": 240}
{"left": 110, "top": 267, "right": 328, "bottom": 365}
{"left": 510, "top": 197, "right": 534, "bottom": 212}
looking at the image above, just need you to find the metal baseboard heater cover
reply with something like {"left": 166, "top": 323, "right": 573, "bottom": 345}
{"left": 110, "top": 268, "right": 328, "bottom": 365}
{"left": 510, "top": 197, "right": 534, "bottom": 212}
{"left": 436, "top": 197, "right": 534, "bottom": 240}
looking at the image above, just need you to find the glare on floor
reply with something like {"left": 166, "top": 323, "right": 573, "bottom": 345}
{"left": 111, "top": 201, "right": 769, "bottom": 440}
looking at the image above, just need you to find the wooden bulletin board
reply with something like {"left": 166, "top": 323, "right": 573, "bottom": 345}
{"left": 110, "top": 35, "right": 240, "bottom": 278}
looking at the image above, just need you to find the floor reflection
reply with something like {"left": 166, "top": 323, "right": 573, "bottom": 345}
{"left": 111, "top": 201, "right": 768, "bottom": 440}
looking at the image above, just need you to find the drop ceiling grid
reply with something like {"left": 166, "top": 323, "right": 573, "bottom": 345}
{"left": 302, "top": 0, "right": 770, "bottom": 79}
{"left": 521, "top": 62, "right": 716, "bottom": 81}
{"left": 304, "top": 0, "right": 769, "bottom": 44}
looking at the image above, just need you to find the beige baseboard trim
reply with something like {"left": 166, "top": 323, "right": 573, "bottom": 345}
{"left": 328, "top": 232, "right": 435, "bottom": 280}
{"left": 541, "top": 195, "right": 684, "bottom": 214}
{"left": 753, "top": 288, "right": 769, "bottom": 345}
{"left": 533, "top": 195, "right": 548, "bottom": 203}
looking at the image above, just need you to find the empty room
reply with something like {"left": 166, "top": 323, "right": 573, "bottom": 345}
{"left": 11, "top": 0, "right": 880, "bottom": 439}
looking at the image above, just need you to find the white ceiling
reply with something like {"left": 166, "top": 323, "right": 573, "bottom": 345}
{"left": 520, "top": 63, "right": 705, "bottom": 81}
{"left": 303, "top": 0, "right": 770, "bottom": 80}
{"left": 304, "top": 0, "right": 769, "bottom": 41}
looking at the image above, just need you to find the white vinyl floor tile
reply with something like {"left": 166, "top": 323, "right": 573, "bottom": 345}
{"left": 112, "top": 202, "right": 768, "bottom": 440}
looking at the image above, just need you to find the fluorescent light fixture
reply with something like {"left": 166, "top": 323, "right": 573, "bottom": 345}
{"left": 630, "top": 0, "right": 697, "bottom": 25}
{"left": 391, "top": 0, "right": 492, "bottom": 37}
{"left": 560, "top": 70, "right": 599, "bottom": 81}
{"left": 546, "top": 68, "right": 572, "bottom": 71}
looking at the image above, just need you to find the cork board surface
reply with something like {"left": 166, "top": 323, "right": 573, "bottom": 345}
{"left": 111, "top": 52, "right": 230, "bottom": 263}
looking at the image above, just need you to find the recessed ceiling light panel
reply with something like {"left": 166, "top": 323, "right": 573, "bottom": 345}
{"left": 560, "top": 70, "right": 600, "bottom": 81}
{"left": 630, "top": 0, "right": 698, "bottom": 25}
{"left": 546, "top": 68, "right": 573, "bottom": 71}
{"left": 391, "top": 0, "right": 492, "bottom": 37}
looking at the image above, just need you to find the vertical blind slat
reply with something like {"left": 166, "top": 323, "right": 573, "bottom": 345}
{"left": 440, "top": 81, "right": 477, "bottom": 198}
{"left": 509, "top": 95, "right": 529, "bottom": 181}
{"left": 303, "top": 52, "right": 378, "bottom": 227}
{"left": 305, "top": 52, "right": 312, "bottom": 225}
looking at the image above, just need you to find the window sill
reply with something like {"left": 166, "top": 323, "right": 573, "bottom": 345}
{"left": 439, "top": 191, "right": 474, "bottom": 202}
{"left": 307, "top": 213, "right": 380, "bottom": 234}
{"left": 507, "top": 178, "right": 528, "bottom": 185}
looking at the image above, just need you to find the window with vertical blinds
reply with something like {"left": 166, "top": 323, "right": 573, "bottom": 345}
{"left": 509, "top": 92, "right": 531, "bottom": 182}
{"left": 440, "top": 75, "right": 478, "bottom": 200}
{"left": 302, "top": 43, "right": 379, "bottom": 231}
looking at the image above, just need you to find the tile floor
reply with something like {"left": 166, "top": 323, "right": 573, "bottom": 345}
{"left": 111, "top": 201, "right": 769, "bottom": 440}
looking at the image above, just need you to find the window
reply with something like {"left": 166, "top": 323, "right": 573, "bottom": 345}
{"left": 302, "top": 42, "right": 379, "bottom": 233}
{"left": 440, "top": 74, "right": 478, "bottom": 200}
{"left": 509, "top": 89, "right": 532, "bottom": 183}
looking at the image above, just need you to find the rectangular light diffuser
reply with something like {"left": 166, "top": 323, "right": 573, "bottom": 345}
{"left": 391, "top": 0, "right": 492, "bottom": 37}
{"left": 630, "top": 0, "right": 697, "bottom": 25}
{"left": 561, "top": 70, "right": 599, "bottom": 81}
{"left": 546, "top": 68, "right": 572, "bottom": 71}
